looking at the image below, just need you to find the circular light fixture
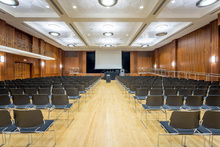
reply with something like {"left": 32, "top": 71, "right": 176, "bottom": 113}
{"left": 140, "top": 6, "right": 144, "bottom": 9}
{"left": 49, "top": 32, "right": 60, "bottom": 36}
{"left": 103, "top": 24, "right": 114, "bottom": 31}
{"left": 73, "top": 5, "right": 77, "bottom": 9}
{"left": 98, "top": 0, "right": 118, "bottom": 7}
{"left": 155, "top": 24, "right": 168, "bottom": 30}
{"left": 67, "top": 44, "right": 75, "bottom": 47}
{"left": 0, "top": 0, "right": 19, "bottom": 6}
{"left": 103, "top": 32, "right": 113, "bottom": 37}
{"left": 156, "top": 32, "right": 167, "bottom": 36}
{"left": 196, "top": 0, "right": 219, "bottom": 7}
{"left": 46, "top": 5, "right": 50, "bottom": 8}
{"left": 171, "top": 0, "right": 176, "bottom": 4}
{"left": 105, "top": 44, "right": 112, "bottom": 47}
{"left": 142, "top": 44, "right": 149, "bottom": 48}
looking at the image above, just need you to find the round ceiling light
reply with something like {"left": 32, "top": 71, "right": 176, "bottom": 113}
{"left": 98, "top": 0, "right": 118, "bottom": 7}
{"left": 156, "top": 32, "right": 167, "bottom": 36}
{"left": 0, "top": 0, "right": 19, "bottom": 6}
{"left": 155, "top": 24, "right": 168, "bottom": 30}
{"left": 105, "top": 44, "right": 112, "bottom": 47}
{"left": 49, "top": 32, "right": 60, "bottom": 36}
{"left": 67, "top": 44, "right": 75, "bottom": 47}
{"left": 142, "top": 44, "right": 149, "bottom": 48}
{"left": 103, "top": 32, "right": 113, "bottom": 37}
{"left": 196, "top": 0, "right": 219, "bottom": 7}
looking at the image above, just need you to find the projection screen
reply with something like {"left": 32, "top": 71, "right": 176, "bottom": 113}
{"left": 95, "top": 50, "right": 122, "bottom": 69}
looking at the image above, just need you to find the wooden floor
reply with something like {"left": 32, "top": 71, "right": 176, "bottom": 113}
{"left": 8, "top": 80, "right": 220, "bottom": 147}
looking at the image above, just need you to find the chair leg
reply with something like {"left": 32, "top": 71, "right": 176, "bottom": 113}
{"left": 7, "top": 134, "right": 11, "bottom": 147}
{"left": 41, "top": 133, "right": 44, "bottom": 147}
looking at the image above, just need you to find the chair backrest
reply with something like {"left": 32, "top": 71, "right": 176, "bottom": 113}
{"left": 209, "top": 89, "right": 220, "bottom": 96}
{"left": 205, "top": 96, "right": 220, "bottom": 106}
{"left": 202, "top": 110, "right": 220, "bottom": 129}
{"left": 14, "top": 110, "right": 44, "bottom": 128}
{"left": 193, "top": 89, "right": 207, "bottom": 97}
{"left": 0, "top": 110, "right": 12, "bottom": 127}
{"left": 75, "top": 84, "right": 85, "bottom": 91}
{"left": 164, "top": 89, "right": 177, "bottom": 96}
{"left": 66, "top": 88, "right": 79, "bottom": 96}
{"left": 166, "top": 96, "right": 184, "bottom": 106}
{"left": 52, "top": 88, "right": 65, "bottom": 94}
{"left": 24, "top": 88, "right": 38, "bottom": 96}
{"left": 0, "top": 95, "right": 11, "bottom": 105}
{"left": 150, "top": 89, "right": 163, "bottom": 95}
{"left": 179, "top": 89, "right": 192, "bottom": 97}
{"left": 12, "top": 94, "right": 30, "bottom": 105}
{"left": 10, "top": 88, "right": 23, "bottom": 95}
{"left": 52, "top": 94, "right": 69, "bottom": 105}
{"left": 170, "top": 111, "right": 200, "bottom": 129}
{"left": 39, "top": 88, "right": 51, "bottom": 95}
{"left": 0, "top": 88, "right": 9, "bottom": 94}
{"left": 32, "top": 94, "right": 50, "bottom": 105}
{"left": 146, "top": 95, "right": 164, "bottom": 106}
{"left": 185, "top": 95, "right": 203, "bottom": 106}
{"left": 135, "top": 88, "right": 148, "bottom": 96}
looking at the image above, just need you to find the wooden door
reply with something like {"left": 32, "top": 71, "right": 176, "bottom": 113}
{"left": 15, "top": 63, "right": 31, "bottom": 79}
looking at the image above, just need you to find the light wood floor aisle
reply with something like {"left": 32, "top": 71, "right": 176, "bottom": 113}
{"left": 9, "top": 80, "right": 220, "bottom": 147}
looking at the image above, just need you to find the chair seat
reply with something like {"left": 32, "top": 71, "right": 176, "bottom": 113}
{"left": 182, "top": 105, "right": 201, "bottom": 110}
{"left": 34, "top": 103, "right": 53, "bottom": 109}
{"left": 134, "top": 96, "right": 146, "bottom": 100}
{"left": 68, "top": 95, "right": 81, "bottom": 99}
{"left": 15, "top": 103, "right": 34, "bottom": 109}
{"left": 0, "top": 104, "right": 15, "bottom": 109}
{"left": 19, "top": 120, "right": 54, "bottom": 133}
{"left": 129, "top": 91, "right": 135, "bottom": 94}
{"left": 163, "top": 105, "right": 182, "bottom": 110}
{"left": 54, "top": 103, "right": 73, "bottom": 109}
{"left": 197, "top": 125, "right": 220, "bottom": 135}
{"left": 0, "top": 124, "right": 17, "bottom": 133}
{"left": 142, "top": 104, "right": 162, "bottom": 110}
{"left": 202, "top": 105, "right": 220, "bottom": 110}
{"left": 160, "top": 121, "right": 196, "bottom": 135}
{"left": 79, "top": 91, "right": 86, "bottom": 94}
{"left": 85, "top": 87, "right": 90, "bottom": 90}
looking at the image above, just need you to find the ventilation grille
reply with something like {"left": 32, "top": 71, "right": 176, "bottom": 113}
{"left": 50, "top": 0, "right": 63, "bottom": 15}
{"left": 129, "top": 24, "right": 147, "bottom": 46}
{"left": 153, "top": 0, "right": 166, "bottom": 15}
{"left": 69, "top": 23, "right": 88, "bottom": 46}
{"left": 210, "top": 8, "right": 220, "bottom": 15}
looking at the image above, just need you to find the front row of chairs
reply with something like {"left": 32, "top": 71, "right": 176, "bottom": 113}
{"left": 0, "top": 109, "right": 55, "bottom": 147}
{"left": 158, "top": 110, "right": 220, "bottom": 147}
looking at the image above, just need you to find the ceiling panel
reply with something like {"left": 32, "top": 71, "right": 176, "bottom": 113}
{"left": 74, "top": 22, "right": 143, "bottom": 46}
{"left": 158, "top": 0, "right": 220, "bottom": 18}
{"left": 58, "top": 0, "right": 159, "bottom": 18}
{"left": 0, "top": 0, "right": 59, "bottom": 17}
{"left": 132, "top": 22, "right": 191, "bottom": 47}
{"left": 24, "top": 21, "right": 85, "bottom": 46}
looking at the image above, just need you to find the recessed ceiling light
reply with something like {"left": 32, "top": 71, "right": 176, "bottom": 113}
{"left": 156, "top": 32, "right": 167, "bottom": 36}
{"left": 0, "top": 0, "right": 19, "bottom": 6}
{"left": 98, "top": 0, "right": 118, "bottom": 7}
{"left": 46, "top": 5, "right": 50, "bottom": 8}
{"left": 142, "top": 44, "right": 149, "bottom": 48}
{"left": 126, "top": 34, "right": 129, "bottom": 36}
{"left": 105, "top": 44, "right": 112, "bottom": 47}
{"left": 140, "top": 6, "right": 144, "bottom": 9}
{"left": 103, "top": 32, "right": 113, "bottom": 36}
{"left": 155, "top": 24, "right": 168, "bottom": 30}
{"left": 73, "top": 6, "right": 77, "bottom": 9}
{"left": 171, "top": 0, "right": 176, "bottom": 4}
{"left": 88, "top": 34, "right": 91, "bottom": 36}
{"left": 67, "top": 44, "right": 75, "bottom": 47}
{"left": 103, "top": 24, "right": 114, "bottom": 31}
{"left": 196, "top": 0, "right": 219, "bottom": 7}
{"left": 49, "top": 32, "right": 60, "bottom": 36}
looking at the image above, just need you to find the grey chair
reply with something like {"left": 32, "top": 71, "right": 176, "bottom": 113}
{"left": 164, "top": 89, "right": 177, "bottom": 97}
{"left": 52, "top": 88, "right": 65, "bottom": 94}
{"left": 14, "top": 110, "right": 55, "bottom": 147}
{"left": 0, "top": 110, "right": 17, "bottom": 146}
{"left": 193, "top": 89, "right": 207, "bottom": 97}
{"left": 149, "top": 89, "right": 163, "bottom": 95}
{"left": 24, "top": 88, "right": 38, "bottom": 98}
{"left": 10, "top": 88, "right": 24, "bottom": 95}
{"left": 133, "top": 88, "right": 148, "bottom": 112}
{"left": 66, "top": 88, "right": 82, "bottom": 111}
{"left": 12, "top": 94, "right": 34, "bottom": 109}
{"left": 202, "top": 96, "right": 220, "bottom": 110}
{"left": 178, "top": 88, "right": 192, "bottom": 97}
{"left": 0, "top": 95, "right": 14, "bottom": 109}
{"left": 183, "top": 95, "right": 203, "bottom": 110}
{"left": 158, "top": 111, "right": 200, "bottom": 146}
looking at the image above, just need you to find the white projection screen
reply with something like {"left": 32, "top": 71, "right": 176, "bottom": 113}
{"left": 95, "top": 50, "right": 122, "bottom": 69}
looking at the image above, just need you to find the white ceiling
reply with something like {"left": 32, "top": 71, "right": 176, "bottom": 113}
{"left": 0, "top": 0, "right": 219, "bottom": 51}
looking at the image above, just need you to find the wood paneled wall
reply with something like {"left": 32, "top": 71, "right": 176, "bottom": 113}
{"left": 0, "top": 19, "right": 64, "bottom": 80}
{"left": 153, "top": 18, "right": 220, "bottom": 80}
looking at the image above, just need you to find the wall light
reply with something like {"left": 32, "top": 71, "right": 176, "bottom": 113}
{"left": 172, "top": 61, "right": 175, "bottom": 67}
{"left": 60, "top": 64, "right": 63, "bottom": 68}
{"left": 0, "top": 56, "right": 4, "bottom": 62}
{"left": 154, "top": 64, "right": 157, "bottom": 69}
{"left": 211, "top": 56, "right": 216, "bottom": 63}
{"left": 41, "top": 61, "right": 45, "bottom": 67}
